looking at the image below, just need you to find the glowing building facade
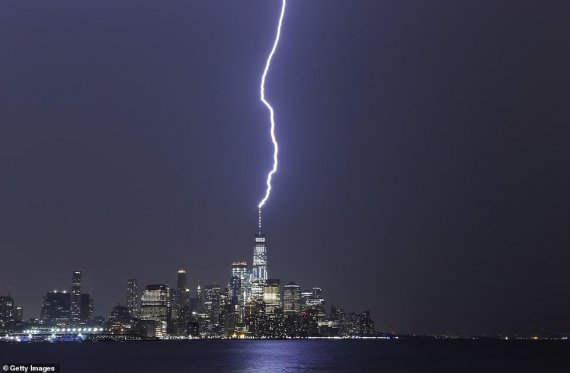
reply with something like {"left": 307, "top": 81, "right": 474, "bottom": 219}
{"left": 282, "top": 282, "right": 301, "bottom": 314}
{"left": 250, "top": 233, "right": 268, "bottom": 300}
{"left": 231, "top": 262, "right": 249, "bottom": 304}
{"left": 263, "top": 279, "right": 281, "bottom": 315}
{"left": 140, "top": 284, "right": 170, "bottom": 337}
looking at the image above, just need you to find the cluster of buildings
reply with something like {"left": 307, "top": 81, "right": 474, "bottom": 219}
{"left": 1, "top": 232, "right": 375, "bottom": 340}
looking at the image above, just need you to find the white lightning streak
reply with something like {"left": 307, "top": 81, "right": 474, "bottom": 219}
{"left": 258, "top": 0, "right": 286, "bottom": 210}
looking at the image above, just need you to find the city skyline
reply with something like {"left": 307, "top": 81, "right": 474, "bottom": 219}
{"left": 2, "top": 230, "right": 348, "bottom": 325}
{"left": 0, "top": 233, "right": 377, "bottom": 339}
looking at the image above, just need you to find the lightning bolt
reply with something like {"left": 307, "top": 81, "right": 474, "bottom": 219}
{"left": 258, "top": 0, "right": 287, "bottom": 218}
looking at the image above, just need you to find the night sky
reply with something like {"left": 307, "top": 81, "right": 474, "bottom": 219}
{"left": 1, "top": 0, "right": 569, "bottom": 335}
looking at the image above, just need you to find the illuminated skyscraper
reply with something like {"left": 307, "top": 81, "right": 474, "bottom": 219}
{"left": 263, "top": 279, "right": 281, "bottom": 315}
{"left": 231, "top": 262, "right": 248, "bottom": 282}
{"left": 200, "top": 284, "right": 223, "bottom": 336}
{"left": 282, "top": 282, "right": 301, "bottom": 314}
{"left": 231, "top": 262, "right": 249, "bottom": 304}
{"left": 126, "top": 279, "right": 139, "bottom": 318}
{"left": 140, "top": 284, "right": 170, "bottom": 337}
{"left": 303, "top": 287, "right": 326, "bottom": 315}
{"left": 70, "top": 270, "right": 82, "bottom": 324}
{"left": 251, "top": 233, "right": 268, "bottom": 300}
{"left": 230, "top": 262, "right": 249, "bottom": 324}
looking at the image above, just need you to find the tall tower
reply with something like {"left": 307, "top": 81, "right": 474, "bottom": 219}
{"left": 250, "top": 232, "right": 268, "bottom": 300}
{"left": 176, "top": 269, "right": 190, "bottom": 309}
{"left": 231, "top": 261, "right": 249, "bottom": 323}
{"left": 70, "top": 270, "right": 82, "bottom": 324}
{"left": 127, "top": 278, "right": 139, "bottom": 318}
{"left": 231, "top": 262, "right": 249, "bottom": 303}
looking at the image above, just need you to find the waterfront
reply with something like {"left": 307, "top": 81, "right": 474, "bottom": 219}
{"left": 1, "top": 339, "right": 569, "bottom": 372}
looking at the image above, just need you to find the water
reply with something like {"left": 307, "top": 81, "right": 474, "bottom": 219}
{"left": 1, "top": 339, "right": 569, "bottom": 372}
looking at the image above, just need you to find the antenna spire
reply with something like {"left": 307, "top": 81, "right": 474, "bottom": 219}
{"left": 258, "top": 207, "right": 262, "bottom": 234}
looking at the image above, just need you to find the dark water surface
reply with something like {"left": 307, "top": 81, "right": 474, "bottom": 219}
{"left": 1, "top": 340, "right": 569, "bottom": 372}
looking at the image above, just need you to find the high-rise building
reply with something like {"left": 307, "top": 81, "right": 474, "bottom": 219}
{"left": 303, "top": 287, "right": 326, "bottom": 315}
{"left": 228, "top": 275, "right": 241, "bottom": 333}
{"left": 70, "top": 270, "right": 82, "bottom": 324}
{"left": 40, "top": 289, "right": 92, "bottom": 325}
{"left": 176, "top": 269, "right": 190, "bottom": 310}
{"left": 40, "top": 290, "right": 70, "bottom": 324}
{"left": 263, "top": 279, "right": 281, "bottom": 315}
{"left": 231, "top": 262, "right": 248, "bottom": 278}
{"left": 230, "top": 261, "right": 249, "bottom": 308}
{"left": 80, "top": 294, "right": 93, "bottom": 322}
{"left": 231, "top": 262, "right": 249, "bottom": 294}
{"left": 230, "top": 276, "right": 241, "bottom": 305}
{"left": 140, "top": 284, "right": 170, "bottom": 337}
{"left": 282, "top": 282, "right": 302, "bottom": 315}
{"left": 126, "top": 279, "right": 139, "bottom": 318}
{"left": 200, "top": 284, "right": 222, "bottom": 336}
{"left": 14, "top": 306, "right": 23, "bottom": 322}
{"left": 301, "top": 290, "right": 313, "bottom": 309}
{"left": 251, "top": 233, "right": 268, "bottom": 300}
{"left": 0, "top": 295, "right": 14, "bottom": 322}
{"left": 312, "top": 287, "right": 322, "bottom": 299}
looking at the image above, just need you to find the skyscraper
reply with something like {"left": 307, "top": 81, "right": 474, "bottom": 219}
{"left": 200, "top": 284, "right": 222, "bottom": 335}
{"left": 40, "top": 289, "right": 92, "bottom": 325}
{"left": 140, "top": 284, "right": 170, "bottom": 337}
{"left": 70, "top": 270, "right": 82, "bottom": 324}
{"left": 0, "top": 295, "right": 14, "bottom": 322}
{"left": 14, "top": 306, "right": 23, "bottom": 322}
{"left": 303, "top": 287, "right": 326, "bottom": 315}
{"left": 126, "top": 279, "right": 139, "bottom": 318}
{"left": 231, "top": 262, "right": 249, "bottom": 304}
{"left": 40, "top": 290, "right": 70, "bottom": 324}
{"left": 80, "top": 293, "right": 93, "bottom": 322}
{"left": 283, "top": 282, "right": 302, "bottom": 314}
{"left": 263, "top": 279, "right": 281, "bottom": 315}
{"left": 230, "top": 262, "right": 249, "bottom": 326}
{"left": 231, "top": 262, "right": 249, "bottom": 283}
{"left": 176, "top": 269, "right": 190, "bottom": 309}
{"left": 250, "top": 233, "right": 268, "bottom": 300}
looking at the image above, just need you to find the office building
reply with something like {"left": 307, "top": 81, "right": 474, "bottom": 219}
{"left": 70, "top": 270, "right": 82, "bottom": 323}
{"left": 140, "top": 284, "right": 170, "bottom": 337}
{"left": 282, "top": 282, "right": 302, "bottom": 314}
{"left": 126, "top": 279, "right": 139, "bottom": 318}
{"left": 40, "top": 290, "right": 70, "bottom": 323}
{"left": 251, "top": 233, "right": 268, "bottom": 300}
{"left": 0, "top": 295, "right": 14, "bottom": 322}
{"left": 263, "top": 279, "right": 281, "bottom": 315}
{"left": 176, "top": 269, "right": 190, "bottom": 309}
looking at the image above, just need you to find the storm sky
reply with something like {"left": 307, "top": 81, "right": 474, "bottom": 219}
{"left": 0, "top": 0, "right": 569, "bottom": 335}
